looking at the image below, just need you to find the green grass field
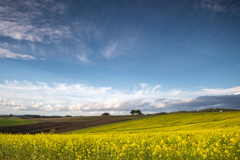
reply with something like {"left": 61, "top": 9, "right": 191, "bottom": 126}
{"left": 60, "top": 115, "right": 145, "bottom": 122}
{"left": 0, "top": 117, "right": 38, "bottom": 127}
{"left": 66, "top": 111, "right": 240, "bottom": 134}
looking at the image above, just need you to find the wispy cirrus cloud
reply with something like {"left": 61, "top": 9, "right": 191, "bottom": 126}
{"left": 74, "top": 45, "right": 93, "bottom": 63}
{"left": 76, "top": 54, "right": 89, "bottom": 63}
{"left": 0, "top": 80, "right": 240, "bottom": 115}
{"left": 0, "top": 21, "right": 70, "bottom": 42}
{"left": 102, "top": 42, "right": 119, "bottom": 59}
{"left": 101, "top": 37, "right": 139, "bottom": 60}
{"left": 198, "top": 0, "right": 240, "bottom": 16}
{"left": 0, "top": 0, "right": 70, "bottom": 43}
{"left": 0, "top": 48, "right": 36, "bottom": 60}
{"left": 0, "top": 0, "right": 141, "bottom": 63}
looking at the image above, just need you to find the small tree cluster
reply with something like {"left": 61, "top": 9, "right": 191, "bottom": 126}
{"left": 130, "top": 110, "right": 142, "bottom": 115}
{"left": 101, "top": 112, "right": 110, "bottom": 116}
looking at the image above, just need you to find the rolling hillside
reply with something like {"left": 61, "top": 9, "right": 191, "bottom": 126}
{"left": 1, "top": 111, "right": 240, "bottom": 159}
{"left": 67, "top": 111, "right": 240, "bottom": 134}
{"left": 0, "top": 115, "right": 143, "bottom": 134}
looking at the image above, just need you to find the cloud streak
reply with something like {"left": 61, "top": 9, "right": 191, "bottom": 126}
{"left": 0, "top": 0, "right": 141, "bottom": 63}
{"left": 198, "top": 0, "right": 240, "bottom": 16}
{"left": 0, "top": 20, "right": 70, "bottom": 42}
{"left": 101, "top": 37, "right": 139, "bottom": 60}
{"left": 0, "top": 48, "right": 36, "bottom": 60}
{"left": 0, "top": 80, "right": 240, "bottom": 115}
{"left": 102, "top": 42, "right": 119, "bottom": 59}
{"left": 0, "top": 0, "right": 70, "bottom": 43}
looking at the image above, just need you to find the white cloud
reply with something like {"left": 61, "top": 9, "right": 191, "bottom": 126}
{"left": 101, "top": 39, "right": 138, "bottom": 60}
{"left": 0, "top": 48, "right": 36, "bottom": 60}
{"left": 74, "top": 45, "right": 93, "bottom": 63}
{"left": 76, "top": 54, "right": 89, "bottom": 63}
{"left": 0, "top": 1, "right": 141, "bottom": 63}
{"left": 0, "top": 20, "right": 70, "bottom": 43}
{"left": 0, "top": 80, "right": 240, "bottom": 116}
{"left": 102, "top": 42, "right": 119, "bottom": 59}
{"left": 100, "top": 33, "right": 140, "bottom": 60}
{"left": 0, "top": 0, "right": 70, "bottom": 43}
{"left": 199, "top": 86, "right": 240, "bottom": 95}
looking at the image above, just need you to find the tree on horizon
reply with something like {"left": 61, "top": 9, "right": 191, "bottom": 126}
{"left": 130, "top": 110, "right": 142, "bottom": 115}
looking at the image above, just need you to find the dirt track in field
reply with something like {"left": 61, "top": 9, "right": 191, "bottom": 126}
{"left": 0, "top": 118, "right": 129, "bottom": 134}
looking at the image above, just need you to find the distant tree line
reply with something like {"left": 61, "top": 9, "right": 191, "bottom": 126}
{"left": 1, "top": 108, "right": 239, "bottom": 119}
{"left": 151, "top": 108, "right": 240, "bottom": 115}
{"left": 0, "top": 114, "right": 64, "bottom": 119}
{"left": 168, "top": 108, "right": 240, "bottom": 114}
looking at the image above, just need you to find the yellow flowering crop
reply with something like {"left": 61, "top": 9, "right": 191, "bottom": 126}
{"left": 0, "top": 128, "right": 240, "bottom": 159}
{"left": 1, "top": 112, "right": 240, "bottom": 159}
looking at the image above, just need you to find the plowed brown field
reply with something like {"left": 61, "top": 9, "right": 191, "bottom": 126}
{"left": 0, "top": 117, "right": 132, "bottom": 134}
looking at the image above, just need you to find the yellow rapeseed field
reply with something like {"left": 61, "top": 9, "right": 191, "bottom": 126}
{"left": 1, "top": 129, "right": 240, "bottom": 159}
{"left": 1, "top": 112, "right": 240, "bottom": 159}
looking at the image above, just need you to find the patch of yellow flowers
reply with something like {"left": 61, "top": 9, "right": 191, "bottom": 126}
{"left": 0, "top": 128, "right": 240, "bottom": 159}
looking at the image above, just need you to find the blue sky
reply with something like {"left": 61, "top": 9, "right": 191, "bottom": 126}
{"left": 0, "top": 0, "right": 240, "bottom": 116}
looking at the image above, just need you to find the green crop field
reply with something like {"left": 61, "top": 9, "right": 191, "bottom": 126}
{"left": 60, "top": 115, "right": 145, "bottom": 122}
{"left": 0, "top": 117, "right": 38, "bottom": 127}
{"left": 1, "top": 111, "right": 240, "bottom": 159}
{"left": 66, "top": 111, "right": 240, "bottom": 134}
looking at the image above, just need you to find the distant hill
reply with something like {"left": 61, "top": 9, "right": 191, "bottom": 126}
{"left": 197, "top": 108, "right": 240, "bottom": 112}
{"left": 152, "top": 108, "right": 240, "bottom": 115}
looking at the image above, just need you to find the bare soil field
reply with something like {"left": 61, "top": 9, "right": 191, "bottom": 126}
{"left": 0, "top": 116, "right": 142, "bottom": 134}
